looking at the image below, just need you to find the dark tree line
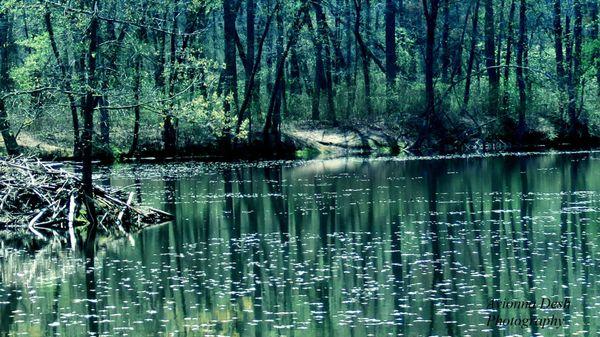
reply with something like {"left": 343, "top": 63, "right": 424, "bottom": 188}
{"left": 1, "top": 0, "right": 599, "bottom": 158}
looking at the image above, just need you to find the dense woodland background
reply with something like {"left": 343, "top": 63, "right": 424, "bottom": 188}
{"left": 0, "top": 0, "right": 599, "bottom": 159}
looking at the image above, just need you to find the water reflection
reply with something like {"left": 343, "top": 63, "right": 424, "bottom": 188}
{"left": 1, "top": 153, "right": 599, "bottom": 336}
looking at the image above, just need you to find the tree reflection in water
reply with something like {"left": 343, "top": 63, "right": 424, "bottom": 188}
{"left": 0, "top": 153, "right": 598, "bottom": 336}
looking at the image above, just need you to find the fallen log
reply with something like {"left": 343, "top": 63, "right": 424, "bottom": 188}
{"left": 0, "top": 157, "right": 174, "bottom": 249}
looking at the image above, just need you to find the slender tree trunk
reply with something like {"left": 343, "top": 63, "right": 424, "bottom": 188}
{"left": 568, "top": 0, "right": 587, "bottom": 139}
{"left": 354, "top": 0, "right": 372, "bottom": 116}
{"left": 565, "top": 14, "right": 575, "bottom": 135}
{"left": 246, "top": 0, "right": 255, "bottom": 86}
{"left": 451, "top": 2, "right": 472, "bottom": 81}
{"left": 591, "top": 1, "right": 599, "bottom": 97}
{"left": 44, "top": 9, "right": 81, "bottom": 157}
{"left": 130, "top": 58, "right": 142, "bottom": 156}
{"left": 501, "top": 0, "right": 516, "bottom": 113}
{"left": 0, "top": 12, "right": 19, "bottom": 155}
{"left": 99, "top": 19, "right": 117, "bottom": 146}
{"left": 314, "top": 0, "right": 335, "bottom": 122}
{"left": 272, "top": 3, "right": 285, "bottom": 121}
{"left": 129, "top": 21, "right": 146, "bottom": 157}
{"left": 236, "top": 2, "right": 280, "bottom": 134}
{"left": 223, "top": 0, "right": 238, "bottom": 148}
{"left": 515, "top": 0, "right": 527, "bottom": 141}
{"left": 484, "top": 0, "right": 500, "bottom": 117}
{"left": 98, "top": 14, "right": 126, "bottom": 147}
{"left": 553, "top": 0, "right": 567, "bottom": 128}
{"left": 345, "top": 0, "right": 354, "bottom": 118}
{"left": 162, "top": 1, "right": 179, "bottom": 153}
{"left": 246, "top": 0, "right": 258, "bottom": 134}
{"left": 496, "top": 0, "right": 506, "bottom": 68}
{"left": 385, "top": 0, "right": 397, "bottom": 113}
{"left": 415, "top": 0, "right": 442, "bottom": 151}
{"left": 464, "top": 0, "right": 481, "bottom": 108}
{"left": 289, "top": 48, "right": 302, "bottom": 94}
{"left": 264, "top": 2, "right": 310, "bottom": 147}
{"left": 83, "top": 1, "right": 100, "bottom": 244}
{"left": 440, "top": 0, "right": 450, "bottom": 82}
{"left": 0, "top": 100, "right": 19, "bottom": 155}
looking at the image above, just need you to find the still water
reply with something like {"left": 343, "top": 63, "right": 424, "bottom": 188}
{"left": 1, "top": 152, "right": 599, "bottom": 336}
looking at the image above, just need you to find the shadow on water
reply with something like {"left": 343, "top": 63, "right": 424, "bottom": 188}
{"left": 0, "top": 153, "right": 599, "bottom": 336}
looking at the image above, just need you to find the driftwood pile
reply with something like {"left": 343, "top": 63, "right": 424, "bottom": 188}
{"left": 0, "top": 157, "right": 173, "bottom": 249}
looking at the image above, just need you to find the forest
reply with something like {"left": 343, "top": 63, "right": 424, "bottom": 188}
{"left": 0, "top": 0, "right": 599, "bottom": 160}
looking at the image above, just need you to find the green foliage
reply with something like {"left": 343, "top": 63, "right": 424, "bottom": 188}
{"left": 11, "top": 34, "right": 51, "bottom": 88}
{"left": 0, "top": 0, "right": 598, "bottom": 158}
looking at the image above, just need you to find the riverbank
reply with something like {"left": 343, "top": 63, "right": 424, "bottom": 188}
{"left": 3, "top": 121, "right": 599, "bottom": 163}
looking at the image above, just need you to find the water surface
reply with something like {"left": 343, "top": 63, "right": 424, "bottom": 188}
{"left": 1, "top": 153, "right": 599, "bottom": 336}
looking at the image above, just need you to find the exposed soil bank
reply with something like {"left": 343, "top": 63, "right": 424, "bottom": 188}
{"left": 3, "top": 121, "right": 599, "bottom": 163}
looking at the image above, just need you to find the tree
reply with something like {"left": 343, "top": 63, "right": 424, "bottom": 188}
{"left": 354, "top": 0, "right": 372, "bottom": 116}
{"left": 0, "top": 11, "right": 20, "bottom": 156}
{"left": 222, "top": 0, "right": 238, "bottom": 148}
{"left": 484, "top": 0, "right": 500, "bottom": 118}
{"left": 264, "top": 0, "right": 311, "bottom": 148}
{"left": 440, "top": 0, "right": 450, "bottom": 82}
{"left": 464, "top": 0, "right": 481, "bottom": 109}
{"left": 501, "top": 0, "right": 516, "bottom": 113}
{"left": 385, "top": 0, "right": 397, "bottom": 99}
{"left": 415, "top": 0, "right": 443, "bottom": 152}
{"left": 162, "top": 0, "right": 180, "bottom": 153}
{"left": 313, "top": 0, "right": 336, "bottom": 122}
{"left": 129, "top": 6, "right": 147, "bottom": 157}
{"left": 566, "top": 0, "right": 588, "bottom": 139}
{"left": 591, "top": 0, "right": 599, "bottom": 97}
{"left": 44, "top": 7, "right": 81, "bottom": 157}
{"left": 515, "top": 0, "right": 527, "bottom": 141}
{"left": 82, "top": 0, "right": 100, "bottom": 243}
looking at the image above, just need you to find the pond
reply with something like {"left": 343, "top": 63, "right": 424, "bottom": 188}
{"left": 1, "top": 152, "right": 599, "bottom": 336}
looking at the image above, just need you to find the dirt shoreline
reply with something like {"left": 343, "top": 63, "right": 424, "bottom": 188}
{"left": 4, "top": 122, "right": 599, "bottom": 163}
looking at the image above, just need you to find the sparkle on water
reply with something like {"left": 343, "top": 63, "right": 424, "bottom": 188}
{"left": 0, "top": 152, "right": 599, "bottom": 336}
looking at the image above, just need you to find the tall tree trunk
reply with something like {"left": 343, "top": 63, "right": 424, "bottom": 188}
{"left": 163, "top": 1, "right": 179, "bottom": 153}
{"left": 0, "top": 12, "right": 19, "bottom": 155}
{"left": 354, "top": 0, "right": 372, "bottom": 116}
{"left": 289, "top": 48, "right": 302, "bottom": 94}
{"left": 568, "top": 0, "right": 587, "bottom": 139}
{"left": 451, "top": 2, "right": 472, "bottom": 81}
{"left": 553, "top": 0, "right": 567, "bottom": 128}
{"left": 501, "top": 0, "right": 516, "bottom": 114}
{"left": 272, "top": 3, "right": 285, "bottom": 121}
{"left": 515, "top": 0, "right": 527, "bottom": 142}
{"left": 385, "top": 0, "right": 397, "bottom": 113}
{"left": 264, "top": 1, "right": 310, "bottom": 147}
{"left": 565, "top": 14, "right": 575, "bottom": 135}
{"left": 416, "top": 0, "right": 442, "bottom": 151}
{"left": 98, "top": 18, "right": 116, "bottom": 146}
{"left": 83, "top": 1, "right": 100, "bottom": 244}
{"left": 591, "top": 0, "right": 599, "bottom": 97}
{"left": 99, "top": 13, "right": 126, "bottom": 147}
{"left": 496, "top": 0, "right": 506, "bottom": 68}
{"left": 129, "top": 19, "right": 147, "bottom": 157}
{"left": 130, "top": 57, "right": 142, "bottom": 157}
{"left": 440, "top": 0, "right": 450, "bottom": 82}
{"left": 0, "top": 100, "right": 19, "bottom": 156}
{"left": 314, "top": 0, "right": 335, "bottom": 122}
{"left": 236, "top": 2, "right": 279, "bottom": 133}
{"left": 484, "top": 0, "right": 500, "bottom": 117}
{"left": 44, "top": 9, "right": 81, "bottom": 157}
{"left": 223, "top": 0, "right": 238, "bottom": 148}
{"left": 464, "top": 0, "right": 481, "bottom": 108}
{"left": 246, "top": 0, "right": 258, "bottom": 134}
{"left": 345, "top": 0, "right": 355, "bottom": 118}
